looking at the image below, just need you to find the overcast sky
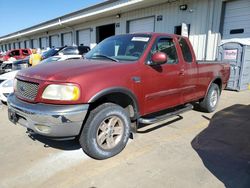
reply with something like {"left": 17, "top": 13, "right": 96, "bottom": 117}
{"left": 0, "top": 0, "right": 104, "bottom": 37}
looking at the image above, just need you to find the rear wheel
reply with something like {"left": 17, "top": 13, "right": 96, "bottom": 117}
{"left": 79, "top": 103, "right": 130, "bottom": 160}
{"left": 199, "top": 83, "right": 220, "bottom": 112}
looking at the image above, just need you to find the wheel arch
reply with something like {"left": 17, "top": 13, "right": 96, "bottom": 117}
{"left": 88, "top": 87, "right": 140, "bottom": 120}
{"left": 205, "top": 77, "right": 222, "bottom": 97}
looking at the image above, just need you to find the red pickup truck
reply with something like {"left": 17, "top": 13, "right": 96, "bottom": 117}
{"left": 7, "top": 33, "right": 230, "bottom": 159}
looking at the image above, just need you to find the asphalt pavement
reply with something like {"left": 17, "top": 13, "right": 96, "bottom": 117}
{"left": 0, "top": 90, "right": 250, "bottom": 188}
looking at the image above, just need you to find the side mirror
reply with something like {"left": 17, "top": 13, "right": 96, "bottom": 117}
{"left": 150, "top": 52, "right": 167, "bottom": 65}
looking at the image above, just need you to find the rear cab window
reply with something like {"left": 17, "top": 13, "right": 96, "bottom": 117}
{"left": 22, "top": 49, "right": 29, "bottom": 56}
{"left": 178, "top": 37, "right": 193, "bottom": 63}
{"left": 148, "top": 37, "right": 178, "bottom": 64}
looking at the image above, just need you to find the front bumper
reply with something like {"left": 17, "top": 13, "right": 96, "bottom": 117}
{"left": 7, "top": 93, "right": 89, "bottom": 137}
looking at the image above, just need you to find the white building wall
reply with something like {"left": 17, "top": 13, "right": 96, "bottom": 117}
{"left": 0, "top": 0, "right": 223, "bottom": 60}
{"left": 223, "top": 0, "right": 250, "bottom": 39}
{"left": 118, "top": 0, "right": 221, "bottom": 60}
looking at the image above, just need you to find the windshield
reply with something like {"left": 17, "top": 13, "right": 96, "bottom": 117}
{"left": 42, "top": 48, "right": 60, "bottom": 59}
{"left": 41, "top": 56, "right": 61, "bottom": 63}
{"left": 85, "top": 34, "right": 151, "bottom": 62}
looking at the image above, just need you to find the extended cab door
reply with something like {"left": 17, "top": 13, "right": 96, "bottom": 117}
{"left": 177, "top": 37, "right": 199, "bottom": 102}
{"left": 142, "top": 36, "right": 183, "bottom": 115}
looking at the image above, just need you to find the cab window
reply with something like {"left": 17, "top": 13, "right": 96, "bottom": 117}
{"left": 149, "top": 38, "right": 178, "bottom": 64}
{"left": 178, "top": 38, "right": 193, "bottom": 63}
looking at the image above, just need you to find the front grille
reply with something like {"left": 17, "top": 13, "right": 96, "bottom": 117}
{"left": 16, "top": 79, "right": 39, "bottom": 101}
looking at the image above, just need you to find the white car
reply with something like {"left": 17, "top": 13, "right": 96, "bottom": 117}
{"left": 0, "top": 54, "right": 82, "bottom": 102}
{"left": 0, "top": 71, "right": 18, "bottom": 103}
{"left": 40, "top": 54, "right": 82, "bottom": 63}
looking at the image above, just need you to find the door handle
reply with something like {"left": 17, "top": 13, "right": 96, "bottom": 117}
{"left": 179, "top": 69, "right": 185, "bottom": 76}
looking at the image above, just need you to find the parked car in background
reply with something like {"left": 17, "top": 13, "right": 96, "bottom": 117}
{"left": 11, "top": 47, "right": 87, "bottom": 70}
{"left": 2, "top": 49, "right": 31, "bottom": 62}
{"left": 12, "top": 56, "right": 30, "bottom": 71}
{"left": 41, "top": 46, "right": 90, "bottom": 60}
{"left": 41, "top": 47, "right": 65, "bottom": 60}
{"left": 0, "top": 79, "right": 15, "bottom": 103}
{"left": 0, "top": 61, "right": 13, "bottom": 74}
{"left": 41, "top": 54, "right": 82, "bottom": 63}
{"left": 0, "top": 51, "right": 5, "bottom": 65}
{"left": 0, "top": 70, "right": 18, "bottom": 103}
{"left": 0, "top": 70, "right": 17, "bottom": 84}
{"left": 0, "top": 54, "right": 82, "bottom": 103}
{"left": 60, "top": 46, "right": 90, "bottom": 56}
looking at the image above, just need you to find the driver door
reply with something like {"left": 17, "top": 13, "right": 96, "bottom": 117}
{"left": 142, "top": 37, "right": 183, "bottom": 115}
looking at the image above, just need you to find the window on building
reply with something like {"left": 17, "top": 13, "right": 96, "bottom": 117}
{"left": 174, "top": 24, "right": 190, "bottom": 36}
{"left": 175, "top": 26, "right": 182, "bottom": 35}
{"left": 230, "top": 29, "right": 244, "bottom": 35}
{"left": 178, "top": 37, "right": 193, "bottom": 63}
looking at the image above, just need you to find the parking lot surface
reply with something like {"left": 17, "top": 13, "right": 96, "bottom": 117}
{"left": 0, "top": 90, "right": 250, "bottom": 188}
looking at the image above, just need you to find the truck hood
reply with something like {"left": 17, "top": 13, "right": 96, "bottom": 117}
{"left": 16, "top": 59, "right": 129, "bottom": 82}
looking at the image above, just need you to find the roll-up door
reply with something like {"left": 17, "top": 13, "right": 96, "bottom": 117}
{"left": 77, "top": 29, "right": 90, "bottom": 46}
{"left": 50, "top": 35, "right": 59, "bottom": 48}
{"left": 20, "top": 41, "right": 25, "bottom": 49}
{"left": 128, "top": 17, "right": 155, "bottom": 33}
{"left": 40, "top": 37, "right": 47, "bottom": 49}
{"left": 223, "top": 0, "right": 250, "bottom": 39}
{"left": 62, "top": 32, "right": 72, "bottom": 46}
{"left": 25, "top": 40, "right": 30, "bottom": 48}
{"left": 14, "top": 42, "right": 20, "bottom": 49}
{"left": 32, "top": 39, "right": 39, "bottom": 48}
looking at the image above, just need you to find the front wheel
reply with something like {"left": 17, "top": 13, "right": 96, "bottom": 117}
{"left": 79, "top": 103, "right": 131, "bottom": 160}
{"left": 199, "top": 83, "right": 220, "bottom": 113}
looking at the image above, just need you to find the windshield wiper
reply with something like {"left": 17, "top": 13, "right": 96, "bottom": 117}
{"left": 91, "top": 54, "right": 119, "bottom": 62}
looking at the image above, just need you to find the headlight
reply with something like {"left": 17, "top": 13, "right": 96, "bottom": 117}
{"left": 2, "top": 79, "right": 14, "bottom": 88}
{"left": 42, "top": 84, "right": 80, "bottom": 101}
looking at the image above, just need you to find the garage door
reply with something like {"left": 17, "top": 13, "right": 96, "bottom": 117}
{"left": 32, "top": 39, "right": 39, "bottom": 48}
{"left": 62, "top": 32, "right": 72, "bottom": 46}
{"left": 223, "top": 0, "right": 250, "bottom": 39}
{"left": 14, "top": 42, "right": 19, "bottom": 49}
{"left": 20, "top": 41, "right": 25, "bottom": 49}
{"left": 40, "top": 37, "right": 47, "bottom": 49}
{"left": 50, "top": 35, "right": 59, "bottom": 48}
{"left": 25, "top": 40, "right": 30, "bottom": 48}
{"left": 77, "top": 29, "right": 90, "bottom": 46}
{"left": 129, "top": 17, "right": 155, "bottom": 33}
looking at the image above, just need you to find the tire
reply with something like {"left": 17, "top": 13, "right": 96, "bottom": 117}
{"left": 199, "top": 83, "right": 220, "bottom": 113}
{"left": 79, "top": 103, "right": 131, "bottom": 160}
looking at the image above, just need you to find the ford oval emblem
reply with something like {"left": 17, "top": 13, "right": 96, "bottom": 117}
{"left": 20, "top": 86, "right": 26, "bottom": 92}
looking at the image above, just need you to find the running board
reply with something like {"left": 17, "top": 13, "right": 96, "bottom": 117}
{"left": 138, "top": 104, "right": 193, "bottom": 124}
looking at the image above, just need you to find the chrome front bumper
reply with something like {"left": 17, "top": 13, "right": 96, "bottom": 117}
{"left": 7, "top": 93, "right": 89, "bottom": 137}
